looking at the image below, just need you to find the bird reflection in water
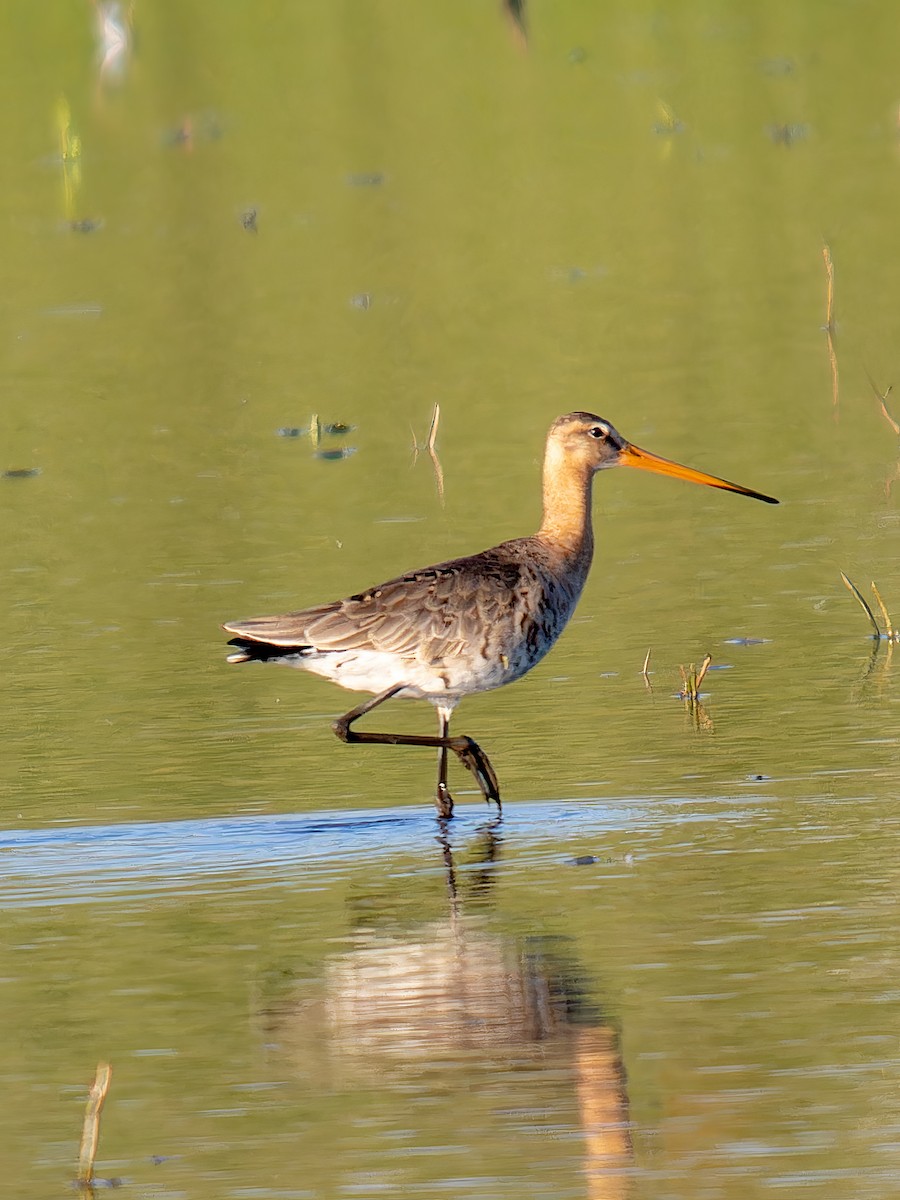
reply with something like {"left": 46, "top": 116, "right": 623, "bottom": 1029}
{"left": 272, "top": 823, "right": 633, "bottom": 1197}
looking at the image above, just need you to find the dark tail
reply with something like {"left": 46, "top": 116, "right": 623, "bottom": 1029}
{"left": 225, "top": 637, "right": 308, "bottom": 664}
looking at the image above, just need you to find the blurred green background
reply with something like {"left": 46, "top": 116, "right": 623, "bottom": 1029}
{"left": 3, "top": 3, "right": 900, "bottom": 1197}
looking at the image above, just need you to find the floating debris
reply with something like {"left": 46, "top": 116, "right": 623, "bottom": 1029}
{"left": 43, "top": 302, "right": 103, "bottom": 317}
{"left": 164, "top": 119, "right": 193, "bottom": 147}
{"left": 277, "top": 418, "right": 356, "bottom": 441}
{"left": 163, "top": 112, "right": 224, "bottom": 150}
{"left": 350, "top": 293, "right": 373, "bottom": 310}
{"left": 723, "top": 636, "right": 770, "bottom": 646}
{"left": 347, "top": 172, "right": 384, "bottom": 187}
{"left": 769, "top": 122, "right": 808, "bottom": 146}
{"left": 2, "top": 467, "right": 42, "bottom": 479}
{"left": 278, "top": 416, "right": 357, "bottom": 461}
{"left": 760, "top": 57, "right": 795, "bottom": 76}
{"left": 239, "top": 207, "right": 258, "bottom": 232}
{"left": 69, "top": 217, "right": 104, "bottom": 233}
{"left": 653, "top": 99, "right": 684, "bottom": 136}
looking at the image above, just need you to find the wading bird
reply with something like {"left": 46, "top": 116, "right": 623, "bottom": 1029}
{"left": 224, "top": 413, "right": 777, "bottom": 817}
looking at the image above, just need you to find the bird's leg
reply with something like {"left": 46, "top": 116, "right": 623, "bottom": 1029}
{"left": 331, "top": 687, "right": 501, "bottom": 815}
{"left": 436, "top": 709, "right": 453, "bottom": 820}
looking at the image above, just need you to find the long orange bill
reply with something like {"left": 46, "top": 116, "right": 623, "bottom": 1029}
{"left": 622, "top": 444, "right": 779, "bottom": 504}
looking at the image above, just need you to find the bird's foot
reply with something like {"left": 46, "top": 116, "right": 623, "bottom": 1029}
{"left": 435, "top": 782, "right": 454, "bottom": 820}
{"left": 451, "top": 737, "right": 502, "bottom": 812}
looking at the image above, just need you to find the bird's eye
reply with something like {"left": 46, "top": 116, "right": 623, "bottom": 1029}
{"left": 588, "top": 426, "right": 606, "bottom": 439}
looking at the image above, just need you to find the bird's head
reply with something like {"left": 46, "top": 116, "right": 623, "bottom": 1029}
{"left": 547, "top": 412, "right": 778, "bottom": 504}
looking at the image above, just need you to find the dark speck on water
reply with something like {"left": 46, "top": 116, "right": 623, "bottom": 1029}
{"left": 276, "top": 427, "right": 304, "bottom": 438}
{"left": 3, "top": 467, "right": 42, "bottom": 479}
{"left": 69, "top": 218, "right": 103, "bottom": 233}
{"left": 569, "top": 855, "right": 599, "bottom": 866}
{"left": 724, "top": 637, "right": 771, "bottom": 646}
{"left": 315, "top": 447, "right": 357, "bottom": 461}
{"left": 239, "top": 208, "right": 258, "bottom": 232}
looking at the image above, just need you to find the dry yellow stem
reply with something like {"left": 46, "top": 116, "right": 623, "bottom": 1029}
{"left": 77, "top": 1062, "right": 112, "bottom": 1186}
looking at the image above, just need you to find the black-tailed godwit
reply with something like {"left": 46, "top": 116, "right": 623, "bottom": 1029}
{"left": 224, "top": 413, "right": 777, "bottom": 817}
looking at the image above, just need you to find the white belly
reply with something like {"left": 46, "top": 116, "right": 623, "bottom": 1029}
{"left": 269, "top": 646, "right": 514, "bottom": 704}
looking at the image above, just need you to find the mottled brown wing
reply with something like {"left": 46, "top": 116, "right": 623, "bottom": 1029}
{"left": 223, "top": 550, "right": 529, "bottom": 664}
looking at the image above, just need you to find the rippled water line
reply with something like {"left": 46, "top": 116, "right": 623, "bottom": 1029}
{"left": 0, "top": 796, "right": 772, "bottom": 909}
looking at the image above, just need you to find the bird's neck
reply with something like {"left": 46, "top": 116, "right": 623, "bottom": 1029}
{"left": 537, "top": 442, "right": 595, "bottom": 568}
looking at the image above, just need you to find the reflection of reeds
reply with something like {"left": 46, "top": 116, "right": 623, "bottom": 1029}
{"left": 822, "top": 243, "right": 839, "bottom": 412}
{"left": 840, "top": 571, "right": 900, "bottom": 642}
{"left": 55, "top": 95, "right": 83, "bottom": 222}
{"left": 653, "top": 99, "right": 684, "bottom": 135}
{"left": 77, "top": 1062, "right": 111, "bottom": 1188}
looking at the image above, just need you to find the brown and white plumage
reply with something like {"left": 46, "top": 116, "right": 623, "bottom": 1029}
{"left": 226, "top": 540, "right": 584, "bottom": 700}
{"left": 224, "top": 412, "right": 777, "bottom": 817}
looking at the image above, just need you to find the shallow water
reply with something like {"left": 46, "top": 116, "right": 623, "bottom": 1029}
{"left": 3, "top": 1, "right": 900, "bottom": 1197}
